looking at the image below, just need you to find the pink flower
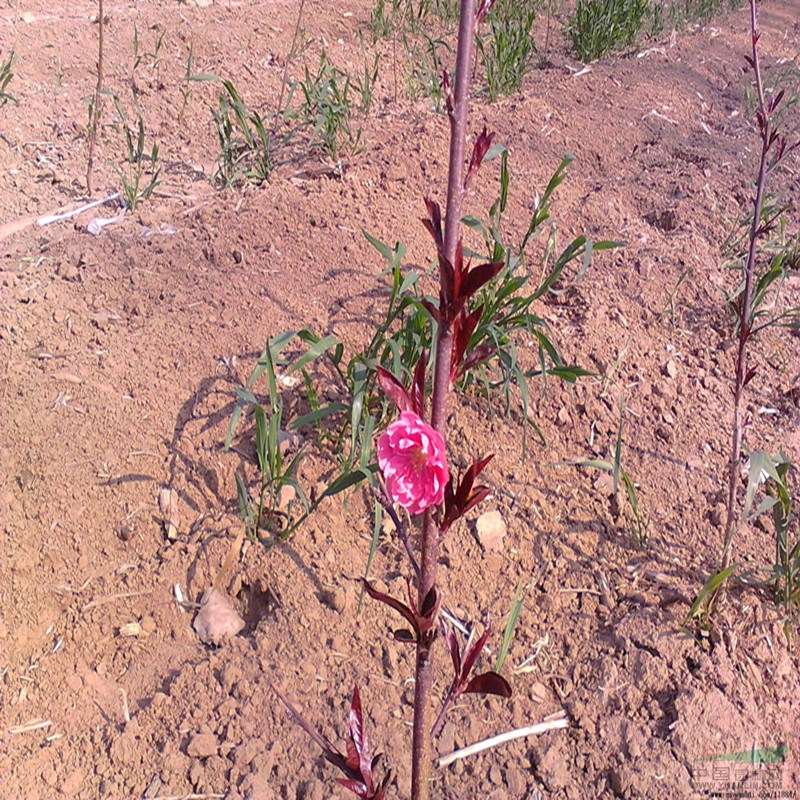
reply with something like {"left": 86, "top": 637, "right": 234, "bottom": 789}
{"left": 377, "top": 411, "right": 449, "bottom": 515}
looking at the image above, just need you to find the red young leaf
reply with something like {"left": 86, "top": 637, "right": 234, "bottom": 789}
{"left": 336, "top": 779, "right": 369, "bottom": 799}
{"left": 438, "top": 253, "right": 455, "bottom": 315}
{"left": 349, "top": 686, "right": 374, "bottom": 794}
{"left": 459, "top": 626, "right": 492, "bottom": 686}
{"left": 461, "top": 486, "right": 492, "bottom": 517}
{"left": 456, "top": 455, "right": 494, "bottom": 510}
{"left": 422, "top": 197, "right": 444, "bottom": 254}
{"left": 463, "top": 671, "right": 512, "bottom": 698}
{"left": 362, "top": 579, "right": 420, "bottom": 639}
{"left": 376, "top": 367, "right": 412, "bottom": 412}
{"left": 451, "top": 240, "right": 465, "bottom": 302}
{"left": 271, "top": 684, "right": 351, "bottom": 776}
{"left": 420, "top": 298, "right": 441, "bottom": 324}
{"left": 460, "top": 261, "right": 504, "bottom": 303}
{"left": 441, "top": 454, "right": 493, "bottom": 532}
{"left": 463, "top": 343, "right": 495, "bottom": 374}
{"left": 442, "top": 68, "right": 453, "bottom": 115}
{"left": 476, "top": 0, "right": 497, "bottom": 23}
{"left": 465, "top": 127, "right": 495, "bottom": 189}
{"left": 451, "top": 306, "right": 483, "bottom": 382}
{"left": 412, "top": 352, "right": 427, "bottom": 418}
{"left": 443, "top": 622, "right": 461, "bottom": 679}
{"left": 413, "top": 584, "right": 442, "bottom": 636}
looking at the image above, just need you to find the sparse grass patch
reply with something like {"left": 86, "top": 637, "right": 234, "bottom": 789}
{"left": 112, "top": 94, "right": 160, "bottom": 210}
{"left": 295, "top": 49, "right": 361, "bottom": 159}
{"left": 406, "top": 32, "right": 452, "bottom": 111}
{"left": 477, "top": 0, "right": 537, "bottom": 101}
{"left": 0, "top": 50, "right": 17, "bottom": 107}
{"left": 568, "top": 0, "right": 651, "bottom": 62}
{"left": 210, "top": 79, "right": 274, "bottom": 187}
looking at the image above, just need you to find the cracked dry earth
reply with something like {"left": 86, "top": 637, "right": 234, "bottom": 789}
{"left": 1, "top": 1, "right": 800, "bottom": 799}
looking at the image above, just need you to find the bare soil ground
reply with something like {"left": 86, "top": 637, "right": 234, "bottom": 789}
{"left": 1, "top": 1, "right": 799, "bottom": 799}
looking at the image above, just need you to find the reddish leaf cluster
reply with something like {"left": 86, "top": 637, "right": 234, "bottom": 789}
{"left": 375, "top": 354, "right": 426, "bottom": 419}
{"left": 422, "top": 127, "right": 503, "bottom": 386}
{"left": 361, "top": 578, "right": 441, "bottom": 645}
{"left": 273, "top": 684, "right": 391, "bottom": 800}
{"left": 443, "top": 622, "right": 511, "bottom": 702}
{"left": 440, "top": 454, "right": 493, "bottom": 533}
{"left": 476, "top": 0, "right": 498, "bottom": 24}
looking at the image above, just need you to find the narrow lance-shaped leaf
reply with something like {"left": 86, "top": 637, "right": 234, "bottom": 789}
{"left": 422, "top": 197, "right": 444, "bottom": 255}
{"left": 376, "top": 366, "right": 412, "bottom": 412}
{"left": 412, "top": 352, "right": 427, "bottom": 418}
{"left": 459, "top": 260, "right": 504, "bottom": 304}
{"left": 361, "top": 578, "right": 420, "bottom": 639}
{"left": 465, "top": 126, "right": 494, "bottom": 190}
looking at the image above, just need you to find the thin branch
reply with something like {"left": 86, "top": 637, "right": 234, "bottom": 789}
{"left": 412, "top": 3, "right": 477, "bottom": 799}
{"left": 720, "top": 0, "right": 775, "bottom": 569}
{"left": 273, "top": 0, "right": 306, "bottom": 129}
{"left": 437, "top": 714, "right": 569, "bottom": 768}
{"left": 86, "top": 0, "right": 105, "bottom": 195}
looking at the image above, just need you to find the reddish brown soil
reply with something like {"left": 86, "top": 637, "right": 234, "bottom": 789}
{"left": 1, "top": 2, "right": 799, "bottom": 799}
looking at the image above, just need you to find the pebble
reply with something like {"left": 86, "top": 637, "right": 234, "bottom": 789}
{"left": 530, "top": 681, "right": 548, "bottom": 704}
{"left": 193, "top": 588, "right": 245, "bottom": 645}
{"left": 664, "top": 359, "right": 678, "bottom": 379}
{"left": 61, "top": 767, "right": 86, "bottom": 796}
{"left": 476, "top": 510, "right": 506, "bottom": 552}
{"left": 187, "top": 732, "right": 218, "bottom": 759}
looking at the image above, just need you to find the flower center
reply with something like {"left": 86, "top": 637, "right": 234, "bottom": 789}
{"left": 410, "top": 447, "right": 428, "bottom": 472}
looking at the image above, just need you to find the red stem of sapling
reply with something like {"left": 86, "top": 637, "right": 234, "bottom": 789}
{"left": 411, "top": 2, "right": 477, "bottom": 799}
{"left": 720, "top": 0, "right": 772, "bottom": 570}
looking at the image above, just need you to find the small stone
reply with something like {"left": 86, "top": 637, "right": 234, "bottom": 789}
{"left": 187, "top": 731, "right": 218, "bottom": 759}
{"left": 530, "top": 681, "right": 548, "bottom": 703}
{"left": 556, "top": 407, "right": 570, "bottom": 426}
{"left": 118, "top": 622, "right": 142, "bottom": 637}
{"left": 278, "top": 430, "right": 304, "bottom": 456}
{"left": 655, "top": 424, "right": 674, "bottom": 444}
{"left": 594, "top": 472, "right": 615, "bottom": 496}
{"left": 534, "top": 743, "right": 571, "bottom": 791}
{"left": 322, "top": 587, "right": 347, "bottom": 614}
{"left": 664, "top": 359, "right": 678, "bottom": 379}
{"left": 709, "top": 503, "right": 725, "bottom": 527}
{"left": 66, "top": 674, "right": 82, "bottom": 692}
{"left": 61, "top": 767, "right": 86, "bottom": 796}
{"left": 505, "top": 766, "right": 525, "bottom": 796}
{"left": 476, "top": 510, "right": 506, "bottom": 552}
{"left": 193, "top": 588, "right": 245, "bottom": 645}
{"left": 278, "top": 484, "right": 296, "bottom": 511}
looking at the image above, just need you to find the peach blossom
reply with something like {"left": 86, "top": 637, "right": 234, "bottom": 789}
{"left": 377, "top": 411, "right": 448, "bottom": 515}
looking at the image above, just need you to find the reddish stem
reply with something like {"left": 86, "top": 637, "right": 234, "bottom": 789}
{"left": 411, "top": 2, "right": 477, "bottom": 799}
{"left": 720, "top": 0, "right": 771, "bottom": 569}
{"left": 86, "top": 0, "right": 104, "bottom": 194}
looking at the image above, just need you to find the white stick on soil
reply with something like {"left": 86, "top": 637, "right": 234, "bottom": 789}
{"left": 437, "top": 713, "right": 569, "bottom": 767}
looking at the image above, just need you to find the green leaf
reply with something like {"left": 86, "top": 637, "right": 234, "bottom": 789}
{"left": 286, "top": 334, "right": 339, "bottom": 374}
{"left": 550, "top": 458, "right": 614, "bottom": 471}
{"left": 322, "top": 466, "right": 376, "bottom": 497}
{"left": 742, "top": 451, "right": 782, "bottom": 521}
{"left": 290, "top": 403, "right": 348, "bottom": 430}
{"left": 235, "top": 472, "right": 251, "bottom": 524}
{"left": 254, "top": 405, "right": 268, "bottom": 474}
{"left": 686, "top": 566, "right": 737, "bottom": 623}
{"left": 359, "top": 500, "right": 384, "bottom": 614}
{"left": 362, "top": 229, "right": 394, "bottom": 262}
{"left": 495, "top": 580, "right": 525, "bottom": 673}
